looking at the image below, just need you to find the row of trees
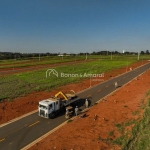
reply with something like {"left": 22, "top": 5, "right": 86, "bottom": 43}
{"left": 80, "top": 50, "right": 149, "bottom": 55}
{"left": 140, "top": 50, "right": 150, "bottom": 54}
{"left": 0, "top": 52, "right": 58, "bottom": 60}
{"left": 0, "top": 50, "right": 149, "bottom": 60}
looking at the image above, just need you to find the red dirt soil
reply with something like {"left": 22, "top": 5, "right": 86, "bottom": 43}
{"left": 29, "top": 63, "right": 150, "bottom": 150}
{"left": 0, "top": 61, "right": 148, "bottom": 125}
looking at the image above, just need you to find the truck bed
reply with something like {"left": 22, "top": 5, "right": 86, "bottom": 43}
{"left": 66, "top": 93, "right": 76, "bottom": 99}
{"left": 63, "top": 96, "right": 79, "bottom": 106}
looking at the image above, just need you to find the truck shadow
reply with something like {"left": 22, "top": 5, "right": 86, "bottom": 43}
{"left": 116, "top": 85, "right": 122, "bottom": 88}
{"left": 56, "top": 97, "right": 91, "bottom": 118}
{"left": 72, "top": 98, "right": 92, "bottom": 109}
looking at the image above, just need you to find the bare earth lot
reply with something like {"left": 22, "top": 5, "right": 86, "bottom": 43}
{"left": 29, "top": 63, "right": 150, "bottom": 150}
{"left": 0, "top": 61, "right": 148, "bottom": 125}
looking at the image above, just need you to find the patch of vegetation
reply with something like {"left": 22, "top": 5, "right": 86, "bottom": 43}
{"left": 132, "top": 111, "right": 139, "bottom": 116}
{"left": 148, "top": 98, "right": 150, "bottom": 107}
{"left": 113, "top": 135, "right": 125, "bottom": 145}
{"left": 67, "top": 119, "right": 73, "bottom": 123}
{"left": 108, "top": 130, "right": 114, "bottom": 136}
{"left": 146, "top": 90, "right": 150, "bottom": 96}
{"left": 115, "top": 123, "right": 122, "bottom": 128}
{"left": 124, "top": 120, "right": 136, "bottom": 127}
{"left": 112, "top": 93, "right": 150, "bottom": 150}
{"left": 115, "top": 123, "right": 124, "bottom": 133}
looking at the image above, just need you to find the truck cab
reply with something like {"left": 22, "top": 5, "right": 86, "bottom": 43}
{"left": 39, "top": 98, "right": 60, "bottom": 118}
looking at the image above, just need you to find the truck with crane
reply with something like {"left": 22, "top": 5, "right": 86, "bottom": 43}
{"left": 38, "top": 90, "right": 78, "bottom": 119}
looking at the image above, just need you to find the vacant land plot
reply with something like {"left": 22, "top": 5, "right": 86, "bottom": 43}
{"left": 0, "top": 59, "right": 136, "bottom": 101}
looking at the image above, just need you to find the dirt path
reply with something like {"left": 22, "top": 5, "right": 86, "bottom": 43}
{"left": 0, "top": 61, "right": 148, "bottom": 125}
{"left": 28, "top": 63, "right": 150, "bottom": 150}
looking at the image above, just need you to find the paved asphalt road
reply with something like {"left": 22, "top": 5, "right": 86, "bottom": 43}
{"left": 0, "top": 62, "right": 150, "bottom": 150}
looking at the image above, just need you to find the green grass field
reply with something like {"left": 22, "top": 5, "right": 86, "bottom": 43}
{"left": 0, "top": 56, "right": 84, "bottom": 69}
{"left": 0, "top": 54, "right": 149, "bottom": 69}
{"left": 0, "top": 58, "right": 136, "bottom": 101}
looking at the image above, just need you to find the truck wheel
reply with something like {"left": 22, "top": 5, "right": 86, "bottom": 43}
{"left": 50, "top": 112, "right": 56, "bottom": 119}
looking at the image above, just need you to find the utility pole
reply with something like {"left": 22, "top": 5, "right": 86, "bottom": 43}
{"left": 111, "top": 51, "right": 112, "bottom": 60}
{"left": 138, "top": 51, "right": 140, "bottom": 60}
{"left": 14, "top": 54, "right": 16, "bottom": 61}
{"left": 86, "top": 53, "right": 87, "bottom": 60}
{"left": 59, "top": 47, "right": 63, "bottom": 60}
{"left": 39, "top": 53, "right": 40, "bottom": 61}
{"left": 75, "top": 54, "right": 77, "bottom": 62}
{"left": 59, "top": 47, "right": 61, "bottom": 54}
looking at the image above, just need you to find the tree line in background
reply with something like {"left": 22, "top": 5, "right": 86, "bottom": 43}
{"left": 0, "top": 50, "right": 149, "bottom": 60}
{"left": 0, "top": 52, "right": 58, "bottom": 60}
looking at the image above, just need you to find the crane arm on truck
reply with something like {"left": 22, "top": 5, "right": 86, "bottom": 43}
{"left": 55, "top": 91, "right": 68, "bottom": 100}
{"left": 55, "top": 90, "right": 76, "bottom": 100}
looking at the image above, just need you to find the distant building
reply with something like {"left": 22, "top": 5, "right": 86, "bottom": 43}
{"left": 123, "top": 50, "right": 125, "bottom": 53}
{"left": 58, "top": 54, "right": 70, "bottom": 57}
{"left": 58, "top": 54, "right": 64, "bottom": 57}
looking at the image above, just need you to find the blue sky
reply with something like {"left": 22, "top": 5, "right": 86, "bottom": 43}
{"left": 0, "top": 0, "right": 150, "bottom": 53}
